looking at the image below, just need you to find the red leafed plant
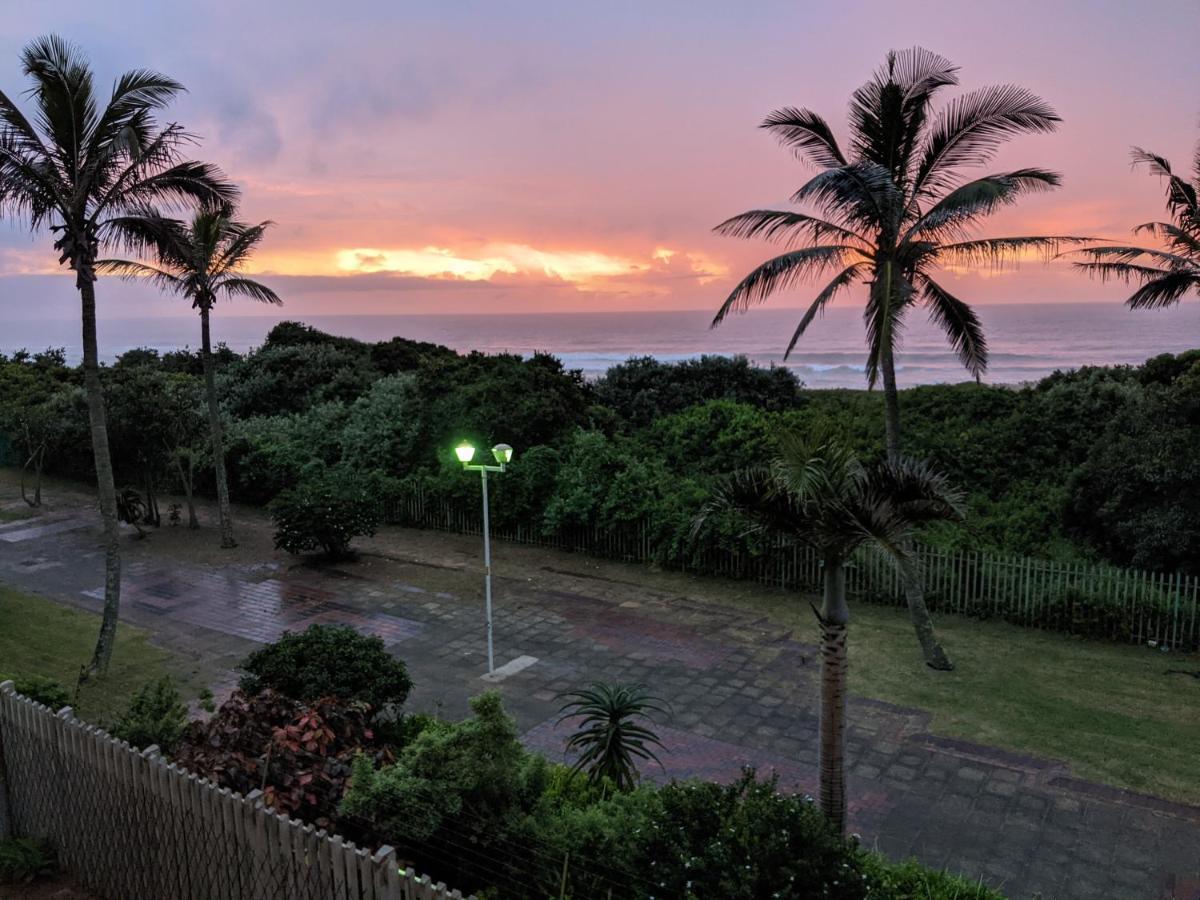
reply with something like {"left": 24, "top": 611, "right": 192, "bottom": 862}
{"left": 175, "top": 689, "right": 392, "bottom": 827}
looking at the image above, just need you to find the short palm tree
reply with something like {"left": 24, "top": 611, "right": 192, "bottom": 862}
{"left": 101, "top": 211, "right": 280, "bottom": 548}
{"left": 1070, "top": 137, "right": 1200, "bottom": 307}
{"left": 0, "top": 36, "right": 236, "bottom": 672}
{"left": 713, "top": 47, "right": 1086, "bottom": 669}
{"left": 698, "top": 432, "right": 964, "bottom": 834}
{"left": 557, "top": 682, "right": 669, "bottom": 792}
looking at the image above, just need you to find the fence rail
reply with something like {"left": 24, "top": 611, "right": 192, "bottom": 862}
{"left": 0, "top": 681, "right": 473, "bottom": 900}
{"left": 385, "top": 492, "right": 1200, "bottom": 652}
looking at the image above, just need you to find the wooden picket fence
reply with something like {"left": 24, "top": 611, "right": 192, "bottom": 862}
{"left": 385, "top": 491, "right": 1200, "bottom": 651}
{"left": 0, "top": 681, "right": 474, "bottom": 900}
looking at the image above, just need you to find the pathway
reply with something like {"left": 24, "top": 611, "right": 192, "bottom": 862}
{"left": 0, "top": 511, "right": 1196, "bottom": 900}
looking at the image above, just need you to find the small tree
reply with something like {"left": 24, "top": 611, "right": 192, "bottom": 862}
{"left": 557, "top": 682, "right": 669, "bottom": 791}
{"left": 270, "top": 469, "right": 381, "bottom": 560}
{"left": 112, "top": 676, "right": 188, "bottom": 754}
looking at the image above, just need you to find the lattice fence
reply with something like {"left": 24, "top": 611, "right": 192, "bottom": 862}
{"left": 0, "top": 681, "right": 473, "bottom": 900}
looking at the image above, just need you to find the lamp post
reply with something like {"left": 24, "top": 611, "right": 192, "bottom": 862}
{"left": 455, "top": 441, "right": 514, "bottom": 673}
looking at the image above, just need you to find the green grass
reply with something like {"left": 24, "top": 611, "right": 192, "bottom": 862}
{"left": 0, "top": 586, "right": 193, "bottom": 724}
{"left": 748, "top": 591, "right": 1200, "bottom": 803}
{"left": 0, "top": 506, "right": 33, "bottom": 523}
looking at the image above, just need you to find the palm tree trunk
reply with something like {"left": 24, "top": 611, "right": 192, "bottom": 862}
{"left": 879, "top": 343, "right": 954, "bottom": 671}
{"left": 79, "top": 276, "right": 122, "bottom": 675}
{"left": 200, "top": 304, "right": 236, "bottom": 548}
{"left": 818, "top": 556, "right": 849, "bottom": 835}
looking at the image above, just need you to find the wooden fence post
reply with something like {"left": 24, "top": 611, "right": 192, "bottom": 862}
{"left": 0, "top": 680, "right": 14, "bottom": 839}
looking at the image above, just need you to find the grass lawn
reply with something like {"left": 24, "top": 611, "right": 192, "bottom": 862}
{"left": 0, "top": 506, "right": 34, "bottom": 523}
{"left": 744, "top": 589, "right": 1200, "bottom": 804}
{"left": 0, "top": 586, "right": 197, "bottom": 724}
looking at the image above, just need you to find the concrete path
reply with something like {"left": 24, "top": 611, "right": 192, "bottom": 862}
{"left": 0, "top": 514, "right": 1197, "bottom": 900}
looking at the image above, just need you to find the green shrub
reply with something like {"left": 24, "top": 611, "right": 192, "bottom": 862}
{"left": 270, "top": 467, "right": 382, "bottom": 559}
{"left": 864, "top": 857, "right": 1005, "bottom": 899}
{"left": 0, "top": 673, "right": 70, "bottom": 710}
{"left": 0, "top": 837, "right": 55, "bottom": 885}
{"left": 112, "top": 676, "right": 188, "bottom": 754}
{"left": 239, "top": 624, "right": 412, "bottom": 710}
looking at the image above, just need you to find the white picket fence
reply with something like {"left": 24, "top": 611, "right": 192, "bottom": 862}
{"left": 0, "top": 681, "right": 473, "bottom": 900}
{"left": 385, "top": 492, "right": 1200, "bottom": 651}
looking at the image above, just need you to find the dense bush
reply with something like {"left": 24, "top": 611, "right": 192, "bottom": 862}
{"left": 270, "top": 467, "right": 383, "bottom": 559}
{"left": 176, "top": 689, "right": 391, "bottom": 826}
{"left": 239, "top": 624, "right": 413, "bottom": 710}
{"left": 111, "top": 676, "right": 188, "bottom": 754}
{"left": 0, "top": 837, "right": 55, "bottom": 885}
{"left": 1, "top": 673, "right": 71, "bottom": 709}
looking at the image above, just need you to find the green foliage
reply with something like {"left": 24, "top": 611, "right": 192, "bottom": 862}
{"left": 342, "top": 691, "right": 548, "bottom": 843}
{"left": 862, "top": 857, "right": 1005, "bottom": 899}
{"left": 557, "top": 682, "right": 668, "bottom": 790}
{"left": 239, "top": 624, "right": 412, "bottom": 710}
{"left": 0, "top": 837, "right": 55, "bottom": 885}
{"left": 0, "top": 673, "right": 71, "bottom": 709}
{"left": 269, "top": 467, "right": 383, "bottom": 559}
{"left": 112, "top": 676, "right": 188, "bottom": 754}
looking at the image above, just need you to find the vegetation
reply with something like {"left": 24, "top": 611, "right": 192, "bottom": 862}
{"left": 269, "top": 468, "right": 384, "bottom": 559}
{"left": 0, "top": 586, "right": 193, "bottom": 723}
{"left": 702, "top": 432, "right": 964, "bottom": 832}
{"left": 112, "top": 676, "right": 189, "bottom": 754}
{"left": 0, "top": 35, "right": 236, "bottom": 673}
{"left": 101, "top": 211, "right": 281, "bottom": 548}
{"left": 556, "top": 682, "right": 668, "bottom": 790}
{"left": 1073, "top": 131, "right": 1200, "bottom": 308}
{"left": 239, "top": 624, "right": 413, "bottom": 709}
{"left": 0, "top": 672, "right": 71, "bottom": 710}
{"left": 0, "top": 837, "right": 56, "bottom": 885}
{"left": 712, "top": 48, "right": 1088, "bottom": 669}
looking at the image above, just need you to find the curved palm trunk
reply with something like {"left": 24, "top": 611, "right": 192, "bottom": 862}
{"left": 80, "top": 277, "right": 122, "bottom": 675}
{"left": 200, "top": 304, "right": 236, "bottom": 548}
{"left": 818, "top": 556, "right": 849, "bottom": 835}
{"left": 879, "top": 335, "right": 953, "bottom": 671}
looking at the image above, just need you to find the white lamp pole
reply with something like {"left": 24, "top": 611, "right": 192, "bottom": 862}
{"left": 455, "top": 441, "right": 514, "bottom": 673}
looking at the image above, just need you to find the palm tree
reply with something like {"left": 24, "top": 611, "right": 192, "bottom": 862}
{"left": 1070, "top": 137, "right": 1200, "bottom": 306}
{"left": 698, "top": 432, "right": 964, "bottom": 834}
{"left": 713, "top": 47, "right": 1086, "bottom": 669}
{"left": 0, "top": 36, "right": 236, "bottom": 672}
{"left": 556, "top": 682, "right": 669, "bottom": 792}
{"left": 100, "top": 211, "right": 280, "bottom": 548}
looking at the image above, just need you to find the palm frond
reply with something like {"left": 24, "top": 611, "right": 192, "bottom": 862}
{"left": 1125, "top": 270, "right": 1200, "bottom": 309}
{"left": 938, "top": 235, "right": 1091, "bottom": 268}
{"left": 914, "top": 85, "right": 1060, "bottom": 198}
{"left": 711, "top": 245, "right": 859, "bottom": 326}
{"left": 783, "top": 262, "right": 868, "bottom": 358}
{"left": 760, "top": 107, "right": 847, "bottom": 168}
{"left": 713, "top": 209, "right": 867, "bottom": 247}
{"left": 920, "top": 275, "right": 987, "bottom": 378}
{"left": 218, "top": 277, "right": 282, "bottom": 306}
{"left": 907, "top": 169, "right": 1061, "bottom": 240}
{"left": 94, "top": 258, "right": 184, "bottom": 292}
{"left": 863, "top": 269, "right": 914, "bottom": 388}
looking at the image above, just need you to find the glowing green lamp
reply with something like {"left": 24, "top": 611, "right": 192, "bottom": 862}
{"left": 455, "top": 441, "right": 476, "bottom": 464}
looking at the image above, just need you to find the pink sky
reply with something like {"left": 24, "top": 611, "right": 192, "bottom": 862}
{"left": 0, "top": 0, "right": 1197, "bottom": 318}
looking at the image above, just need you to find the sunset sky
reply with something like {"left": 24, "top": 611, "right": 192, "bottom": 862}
{"left": 0, "top": 0, "right": 1197, "bottom": 320}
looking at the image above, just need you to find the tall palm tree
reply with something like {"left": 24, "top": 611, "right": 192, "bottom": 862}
{"left": 698, "top": 432, "right": 964, "bottom": 834}
{"left": 713, "top": 47, "right": 1086, "bottom": 669}
{"left": 0, "top": 36, "right": 236, "bottom": 672}
{"left": 1070, "top": 137, "right": 1200, "bottom": 306}
{"left": 101, "top": 211, "right": 280, "bottom": 548}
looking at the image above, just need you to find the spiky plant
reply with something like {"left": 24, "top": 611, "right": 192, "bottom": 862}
{"left": 0, "top": 36, "right": 237, "bottom": 672}
{"left": 697, "top": 431, "right": 964, "bottom": 834}
{"left": 1071, "top": 136, "right": 1200, "bottom": 308}
{"left": 713, "top": 47, "right": 1087, "bottom": 669}
{"left": 100, "top": 211, "right": 280, "bottom": 548}
{"left": 557, "top": 682, "right": 669, "bottom": 792}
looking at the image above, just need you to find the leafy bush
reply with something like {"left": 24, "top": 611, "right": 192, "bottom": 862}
{"left": 239, "top": 624, "right": 412, "bottom": 710}
{"left": 270, "top": 467, "right": 383, "bottom": 559}
{"left": 176, "top": 689, "right": 391, "bottom": 826}
{"left": 863, "top": 857, "right": 1005, "bottom": 899}
{"left": 0, "top": 837, "right": 55, "bottom": 885}
{"left": 0, "top": 673, "right": 70, "bottom": 710}
{"left": 112, "top": 676, "right": 188, "bottom": 754}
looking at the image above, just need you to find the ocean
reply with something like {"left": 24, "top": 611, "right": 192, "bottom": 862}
{"left": 1, "top": 302, "right": 1197, "bottom": 389}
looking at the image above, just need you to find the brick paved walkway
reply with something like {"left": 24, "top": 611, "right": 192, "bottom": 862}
{"left": 1, "top": 515, "right": 1197, "bottom": 900}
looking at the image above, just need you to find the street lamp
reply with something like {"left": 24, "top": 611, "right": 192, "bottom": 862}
{"left": 455, "top": 441, "right": 515, "bottom": 673}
